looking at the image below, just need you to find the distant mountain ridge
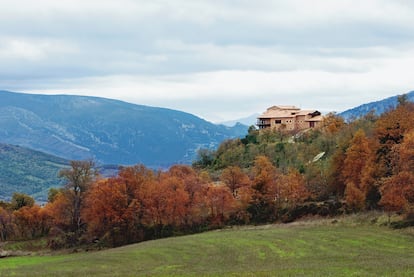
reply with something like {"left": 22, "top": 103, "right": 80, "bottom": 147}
{"left": 220, "top": 113, "right": 259, "bottom": 127}
{"left": 0, "top": 90, "right": 247, "bottom": 167}
{"left": 339, "top": 91, "right": 414, "bottom": 120}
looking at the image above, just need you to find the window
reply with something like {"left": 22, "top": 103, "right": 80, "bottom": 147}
{"left": 275, "top": 119, "right": 282, "bottom": 124}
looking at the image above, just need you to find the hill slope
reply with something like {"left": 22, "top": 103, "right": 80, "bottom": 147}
{"left": 0, "top": 90, "right": 247, "bottom": 167}
{"left": 0, "top": 143, "right": 69, "bottom": 201}
{"left": 340, "top": 91, "right": 414, "bottom": 120}
{"left": 1, "top": 217, "right": 414, "bottom": 276}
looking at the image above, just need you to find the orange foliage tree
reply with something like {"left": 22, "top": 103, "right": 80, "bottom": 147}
{"left": 380, "top": 130, "right": 414, "bottom": 214}
{"left": 342, "top": 129, "right": 375, "bottom": 210}
{"left": 140, "top": 172, "right": 189, "bottom": 235}
{"left": 220, "top": 166, "right": 250, "bottom": 197}
{"left": 83, "top": 178, "right": 140, "bottom": 246}
{"left": 380, "top": 172, "right": 414, "bottom": 214}
{"left": 278, "top": 168, "right": 310, "bottom": 208}
{"left": 43, "top": 191, "right": 73, "bottom": 231}
{"left": 13, "top": 205, "right": 51, "bottom": 239}
{"left": 201, "top": 184, "right": 236, "bottom": 226}
{"left": 321, "top": 112, "right": 345, "bottom": 134}
{"left": 249, "top": 155, "right": 278, "bottom": 222}
{"left": 374, "top": 100, "right": 414, "bottom": 177}
{"left": 167, "top": 165, "right": 207, "bottom": 227}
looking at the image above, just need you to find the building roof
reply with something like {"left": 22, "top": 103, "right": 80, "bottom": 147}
{"left": 258, "top": 105, "right": 320, "bottom": 119}
{"left": 305, "top": 115, "right": 324, "bottom": 122}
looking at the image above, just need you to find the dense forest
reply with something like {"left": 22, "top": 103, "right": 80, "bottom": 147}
{"left": 1, "top": 95, "right": 414, "bottom": 248}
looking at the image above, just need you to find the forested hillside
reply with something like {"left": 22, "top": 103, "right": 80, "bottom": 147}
{"left": 1, "top": 95, "right": 414, "bottom": 248}
{"left": 0, "top": 143, "right": 68, "bottom": 201}
{"left": 0, "top": 144, "right": 119, "bottom": 202}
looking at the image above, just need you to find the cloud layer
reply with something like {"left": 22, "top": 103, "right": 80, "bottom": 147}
{"left": 1, "top": 0, "right": 414, "bottom": 121}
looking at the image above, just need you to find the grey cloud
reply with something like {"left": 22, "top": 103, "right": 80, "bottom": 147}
{"left": 1, "top": 0, "right": 414, "bottom": 121}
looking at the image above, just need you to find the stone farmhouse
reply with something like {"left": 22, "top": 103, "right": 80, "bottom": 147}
{"left": 257, "top": 105, "right": 323, "bottom": 131}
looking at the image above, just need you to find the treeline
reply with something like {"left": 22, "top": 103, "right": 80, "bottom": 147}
{"left": 0, "top": 158, "right": 311, "bottom": 247}
{"left": 1, "top": 95, "right": 414, "bottom": 248}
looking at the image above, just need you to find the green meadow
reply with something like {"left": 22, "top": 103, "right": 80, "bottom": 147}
{"left": 1, "top": 215, "right": 414, "bottom": 276}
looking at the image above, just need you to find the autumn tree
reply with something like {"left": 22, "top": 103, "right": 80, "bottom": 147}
{"left": 119, "top": 164, "right": 156, "bottom": 208}
{"left": 117, "top": 164, "right": 159, "bottom": 240}
{"left": 201, "top": 184, "right": 236, "bottom": 226}
{"left": 391, "top": 129, "right": 414, "bottom": 173}
{"left": 249, "top": 155, "right": 278, "bottom": 222}
{"left": 342, "top": 129, "right": 375, "bottom": 210}
{"left": 158, "top": 172, "right": 190, "bottom": 227}
{"left": 380, "top": 172, "right": 414, "bottom": 215}
{"left": 167, "top": 165, "right": 206, "bottom": 227}
{"left": 278, "top": 168, "right": 310, "bottom": 208}
{"left": 220, "top": 166, "right": 250, "bottom": 197}
{"left": 374, "top": 100, "right": 414, "bottom": 177}
{"left": 140, "top": 172, "right": 189, "bottom": 236}
{"left": 321, "top": 112, "right": 345, "bottom": 135}
{"left": 232, "top": 185, "right": 254, "bottom": 224}
{"left": 13, "top": 205, "right": 51, "bottom": 239}
{"left": 380, "top": 130, "right": 414, "bottom": 214}
{"left": 83, "top": 178, "right": 140, "bottom": 246}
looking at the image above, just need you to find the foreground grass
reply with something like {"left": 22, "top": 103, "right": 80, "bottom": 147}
{"left": 1, "top": 215, "right": 414, "bottom": 276}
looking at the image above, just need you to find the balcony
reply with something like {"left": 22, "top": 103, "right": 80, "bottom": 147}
{"left": 257, "top": 120, "right": 271, "bottom": 129}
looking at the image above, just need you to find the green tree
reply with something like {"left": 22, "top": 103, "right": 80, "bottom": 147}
{"left": 11, "top": 193, "right": 35, "bottom": 210}
{"left": 48, "top": 188, "right": 61, "bottom": 203}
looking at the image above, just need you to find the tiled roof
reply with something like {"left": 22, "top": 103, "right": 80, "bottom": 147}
{"left": 258, "top": 106, "right": 316, "bottom": 118}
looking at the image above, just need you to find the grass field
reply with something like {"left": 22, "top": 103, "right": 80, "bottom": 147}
{"left": 1, "top": 214, "right": 414, "bottom": 276}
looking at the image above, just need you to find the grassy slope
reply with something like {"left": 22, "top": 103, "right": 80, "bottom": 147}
{"left": 1, "top": 216, "right": 414, "bottom": 276}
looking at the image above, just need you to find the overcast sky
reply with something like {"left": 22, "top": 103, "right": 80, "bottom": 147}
{"left": 1, "top": 0, "right": 414, "bottom": 122}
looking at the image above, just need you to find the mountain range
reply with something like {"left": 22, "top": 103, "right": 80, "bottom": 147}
{"left": 220, "top": 113, "right": 259, "bottom": 127}
{"left": 339, "top": 91, "right": 414, "bottom": 120}
{"left": 0, "top": 90, "right": 247, "bottom": 167}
